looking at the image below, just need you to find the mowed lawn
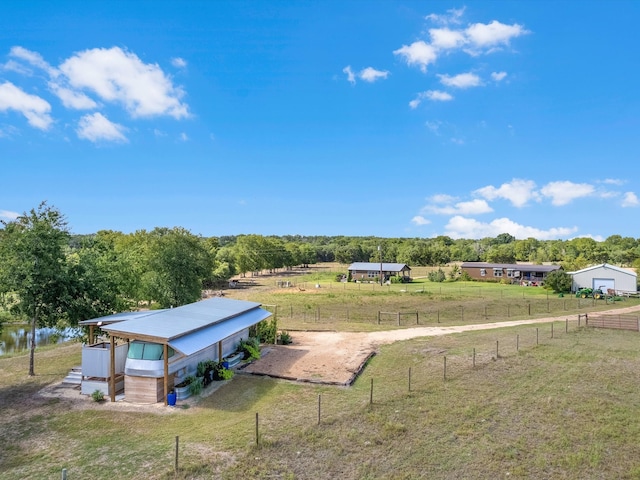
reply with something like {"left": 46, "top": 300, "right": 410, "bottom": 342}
{"left": 2, "top": 270, "right": 640, "bottom": 479}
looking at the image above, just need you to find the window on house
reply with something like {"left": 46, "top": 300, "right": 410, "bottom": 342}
{"left": 493, "top": 268, "right": 503, "bottom": 277}
{"left": 507, "top": 269, "right": 515, "bottom": 278}
{"left": 367, "top": 271, "right": 376, "bottom": 278}
{"left": 127, "top": 341, "right": 175, "bottom": 360}
{"left": 480, "top": 269, "right": 486, "bottom": 276}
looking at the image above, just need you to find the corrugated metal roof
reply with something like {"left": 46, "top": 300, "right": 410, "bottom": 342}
{"left": 348, "top": 262, "right": 411, "bottom": 272}
{"left": 78, "top": 310, "right": 165, "bottom": 326}
{"left": 461, "top": 262, "right": 560, "bottom": 273}
{"left": 101, "top": 297, "right": 265, "bottom": 341}
{"left": 568, "top": 263, "right": 637, "bottom": 277}
{"left": 169, "top": 307, "right": 271, "bottom": 356}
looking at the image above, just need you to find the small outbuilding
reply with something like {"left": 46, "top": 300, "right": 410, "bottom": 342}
{"left": 348, "top": 262, "right": 411, "bottom": 282}
{"left": 79, "top": 297, "right": 271, "bottom": 405}
{"left": 569, "top": 263, "right": 638, "bottom": 294}
{"left": 460, "top": 262, "right": 561, "bottom": 285}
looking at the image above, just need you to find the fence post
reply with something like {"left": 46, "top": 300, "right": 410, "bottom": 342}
{"left": 397, "top": 312, "right": 400, "bottom": 326}
{"left": 175, "top": 435, "right": 179, "bottom": 472}
{"left": 551, "top": 323, "right": 554, "bottom": 339}
{"left": 370, "top": 378, "right": 374, "bottom": 406}
{"left": 565, "top": 318, "right": 568, "bottom": 333}
{"left": 496, "top": 340, "right": 499, "bottom": 359}
{"left": 61, "top": 469, "right": 67, "bottom": 480}
{"left": 443, "top": 356, "right": 447, "bottom": 381}
{"left": 461, "top": 306, "right": 464, "bottom": 322}
{"left": 256, "top": 412, "right": 262, "bottom": 445}
{"left": 377, "top": 311, "right": 381, "bottom": 325}
{"left": 408, "top": 367, "right": 412, "bottom": 392}
{"left": 536, "top": 327, "right": 539, "bottom": 345}
{"left": 516, "top": 334, "right": 519, "bottom": 352}
{"left": 318, "top": 394, "right": 321, "bottom": 425}
{"left": 437, "top": 310, "right": 440, "bottom": 323}
{"left": 473, "top": 347, "right": 476, "bottom": 368}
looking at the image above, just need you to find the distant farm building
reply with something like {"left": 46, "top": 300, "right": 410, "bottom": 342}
{"left": 569, "top": 263, "right": 638, "bottom": 295}
{"left": 461, "top": 262, "right": 561, "bottom": 285}
{"left": 348, "top": 262, "right": 411, "bottom": 282}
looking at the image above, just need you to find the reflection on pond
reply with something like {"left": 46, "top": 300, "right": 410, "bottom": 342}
{"left": 0, "top": 324, "right": 81, "bottom": 356}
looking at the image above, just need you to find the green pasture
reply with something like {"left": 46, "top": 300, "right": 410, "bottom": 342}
{"left": 3, "top": 317, "right": 640, "bottom": 479}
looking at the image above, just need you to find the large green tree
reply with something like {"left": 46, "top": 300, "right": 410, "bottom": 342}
{"left": 0, "top": 202, "right": 71, "bottom": 376}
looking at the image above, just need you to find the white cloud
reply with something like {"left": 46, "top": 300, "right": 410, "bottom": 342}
{"left": 429, "top": 28, "right": 466, "bottom": 50}
{"left": 425, "top": 7, "right": 465, "bottom": 25}
{"left": 444, "top": 215, "right": 577, "bottom": 240}
{"left": 602, "top": 178, "right": 625, "bottom": 186}
{"left": 430, "top": 194, "right": 457, "bottom": 204}
{"left": 475, "top": 179, "right": 540, "bottom": 207}
{"left": 393, "top": 41, "right": 438, "bottom": 73}
{"left": 171, "top": 57, "right": 187, "bottom": 68}
{"left": 343, "top": 65, "right": 356, "bottom": 85}
{"left": 9, "top": 46, "right": 58, "bottom": 77}
{"left": 49, "top": 83, "right": 98, "bottom": 109}
{"left": 425, "top": 121, "right": 441, "bottom": 134}
{"left": 540, "top": 181, "right": 594, "bottom": 206}
{"left": 411, "top": 215, "right": 431, "bottom": 226}
{"left": 438, "top": 72, "right": 481, "bottom": 89}
{"left": 423, "top": 198, "right": 493, "bottom": 215}
{"left": 60, "top": 47, "right": 189, "bottom": 119}
{"left": 0, "top": 81, "right": 52, "bottom": 130}
{"left": 465, "top": 21, "right": 529, "bottom": 49}
{"left": 410, "top": 90, "right": 454, "bottom": 109}
{"left": 179, "top": 132, "right": 189, "bottom": 141}
{"left": 0, "top": 209, "right": 20, "bottom": 221}
{"left": 621, "top": 192, "right": 639, "bottom": 207}
{"left": 77, "top": 112, "right": 127, "bottom": 143}
{"left": 359, "top": 67, "right": 389, "bottom": 83}
{"left": 2, "top": 59, "right": 32, "bottom": 75}
{"left": 491, "top": 71, "right": 507, "bottom": 81}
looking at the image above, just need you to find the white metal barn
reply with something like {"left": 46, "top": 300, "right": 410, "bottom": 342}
{"left": 570, "top": 263, "right": 638, "bottom": 294}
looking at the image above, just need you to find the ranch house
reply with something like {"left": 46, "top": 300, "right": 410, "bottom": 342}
{"left": 78, "top": 297, "right": 271, "bottom": 405}
{"left": 460, "top": 262, "right": 561, "bottom": 285}
{"left": 348, "top": 262, "right": 411, "bottom": 282}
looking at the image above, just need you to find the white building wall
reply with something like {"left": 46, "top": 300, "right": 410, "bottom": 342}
{"left": 571, "top": 265, "right": 637, "bottom": 293}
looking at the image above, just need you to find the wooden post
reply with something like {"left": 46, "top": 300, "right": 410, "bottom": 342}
{"left": 565, "top": 318, "right": 568, "bottom": 333}
{"left": 369, "top": 378, "right": 374, "bottom": 406}
{"left": 174, "top": 436, "right": 179, "bottom": 472}
{"left": 256, "top": 412, "right": 259, "bottom": 445}
{"left": 408, "top": 367, "right": 412, "bottom": 392}
{"left": 163, "top": 344, "right": 169, "bottom": 406}
{"left": 496, "top": 340, "right": 499, "bottom": 359}
{"left": 397, "top": 312, "right": 400, "bottom": 326}
{"left": 507, "top": 304, "right": 510, "bottom": 318}
{"left": 89, "top": 325, "right": 94, "bottom": 345}
{"left": 473, "top": 348, "right": 476, "bottom": 368}
{"left": 443, "top": 356, "right": 447, "bottom": 381}
{"left": 61, "top": 468, "right": 67, "bottom": 480}
{"left": 528, "top": 303, "right": 531, "bottom": 316}
{"left": 218, "top": 341, "right": 223, "bottom": 362}
{"left": 110, "top": 335, "right": 116, "bottom": 403}
{"left": 318, "top": 394, "right": 321, "bottom": 425}
{"left": 551, "top": 323, "right": 554, "bottom": 339}
{"left": 516, "top": 334, "right": 519, "bottom": 352}
{"left": 437, "top": 310, "right": 440, "bottom": 323}
{"left": 377, "top": 311, "right": 381, "bottom": 325}
{"left": 461, "top": 306, "right": 464, "bottom": 322}
{"left": 536, "top": 327, "right": 539, "bottom": 345}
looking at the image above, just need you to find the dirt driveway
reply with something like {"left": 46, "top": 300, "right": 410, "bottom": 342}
{"left": 241, "top": 305, "right": 640, "bottom": 385}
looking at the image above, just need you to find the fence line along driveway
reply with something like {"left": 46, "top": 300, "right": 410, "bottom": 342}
{"left": 241, "top": 304, "right": 640, "bottom": 386}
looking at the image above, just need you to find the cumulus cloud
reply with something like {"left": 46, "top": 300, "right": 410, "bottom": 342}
{"left": 411, "top": 215, "right": 431, "bottom": 226}
{"left": 49, "top": 83, "right": 98, "bottom": 109}
{"left": 0, "top": 209, "right": 20, "bottom": 221}
{"left": 491, "top": 71, "right": 507, "bottom": 81}
{"left": 465, "top": 21, "right": 529, "bottom": 50}
{"left": 474, "top": 179, "right": 540, "bottom": 207}
{"left": 77, "top": 112, "right": 127, "bottom": 142}
{"left": 60, "top": 47, "right": 189, "bottom": 118}
{"left": 429, "top": 28, "right": 466, "bottom": 50}
{"left": 438, "top": 72, "right": 481, "bottom": 89}
{"left": 0, "top": 81, "right": 52, "bottom": 129}
{"left": 444, "top": 215, "right": 577, "bottom": 240}
{"left": 423, "top": 198, "right": 493, "bottom": 215}
{"left": 9, "top": 46, "right": 58, "bottom": 77}
{"left": 621, "top": 192, "right": 639, "bottom": 207}
{"left": 359, "top": 67, "right": 389, "bottom": 82}
{"left": 344, "top": 65, "right": 390, "bottom": 84}
{"left": 425, "top": 7, "right": 465, "bottom": 25}
{"left": 171, "top": 57, "right": 187, "bottom": 68}
{"left": 540, "top": 181, "right": 594, "bottom": 206}
{"left": 410, "top": 90, "right": 453, "bottom": 109}
{"left": 343, "top": 65, "right": 356, "bottom": 85}
{"left": 393, "top": 41, "right": 438, "bottom": 73}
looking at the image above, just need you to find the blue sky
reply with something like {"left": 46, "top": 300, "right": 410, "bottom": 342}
{"left": 1, "top": 1, "right": 639, "bottom": 241}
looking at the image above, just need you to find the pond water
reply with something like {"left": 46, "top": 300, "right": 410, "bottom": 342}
{"left": 0, "top": 323, "right": 81, "bottom": 356}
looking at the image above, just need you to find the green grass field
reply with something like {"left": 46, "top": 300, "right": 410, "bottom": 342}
{"left": 2, "top": 266, "right": 640, "bottom": 479}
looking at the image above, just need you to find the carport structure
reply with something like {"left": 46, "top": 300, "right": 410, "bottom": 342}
{"left": 80, "top": 297, "right": 271, "bottom": 405}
